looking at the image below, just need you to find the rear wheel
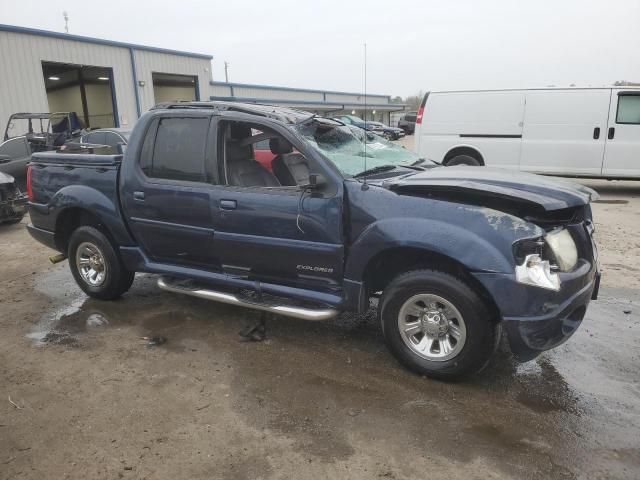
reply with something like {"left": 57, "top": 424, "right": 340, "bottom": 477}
{"left": 68, "top": 226, "right": 134, "bottom": 300}
{"left": 379, "top": 270, "right": 500, "bottom": 380}
{"left": 446, "top": 154, "right": 481, "bottom": 166}
{"left": 384, "top": 131, "right": 394, "bottom": 141}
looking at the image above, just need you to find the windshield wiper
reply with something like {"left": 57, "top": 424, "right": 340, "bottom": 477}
{"left": 353, "top": 164, "right": 398, "bottom": 178}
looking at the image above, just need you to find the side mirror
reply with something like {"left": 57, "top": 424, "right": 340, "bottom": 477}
{"left": 308, "top": 173, "right": 327, "bottom": 189}
{"left": 0, "top": 154, "right": 11, "bottom": 164}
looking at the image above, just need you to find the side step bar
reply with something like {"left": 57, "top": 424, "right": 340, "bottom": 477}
{"left": 157, "top": 277, "right": 338, "bottom": 321}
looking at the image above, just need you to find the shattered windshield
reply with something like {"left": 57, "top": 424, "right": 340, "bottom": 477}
{"left": 294, "top": 118, "right": 421, "bottom": 177}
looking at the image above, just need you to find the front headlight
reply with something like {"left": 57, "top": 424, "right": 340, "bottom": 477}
{"left": 545, "top": 228, "right": 578, "bottom": 272}
{"left": 516, "top": 254, "right": 560, "bottom": 291}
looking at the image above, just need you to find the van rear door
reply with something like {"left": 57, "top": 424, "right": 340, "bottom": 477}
{"left": 519, "top": 89, "right": 610, "bottom": 175}
{"left": 602, "top": 90, "right": 640, "bottom": 177}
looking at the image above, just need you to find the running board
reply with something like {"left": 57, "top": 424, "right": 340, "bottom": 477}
{"left": 157, "top": 277, "right": 338, "bottom": 321}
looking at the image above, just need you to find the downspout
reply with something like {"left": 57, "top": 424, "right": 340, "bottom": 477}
{"left": 129, "top": 47, "right": 142, "bottom": 118}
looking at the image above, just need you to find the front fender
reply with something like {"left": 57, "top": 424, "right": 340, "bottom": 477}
{"left": 344, "top": 217, "right": 516, "bottom": 282}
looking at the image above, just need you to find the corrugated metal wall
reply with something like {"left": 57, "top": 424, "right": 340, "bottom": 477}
{"left": 0, "top": 30, "right": 137, "bottom": 129}
{"left": 133, "top": 50, "right": 211, "bottom": 111}
{"left": 0, "top": 30, "right": 212, "bottom": 130}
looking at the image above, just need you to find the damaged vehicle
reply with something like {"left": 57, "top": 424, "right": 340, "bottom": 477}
{"left": 0, "top": 172, "right": 27, "bottom": 224}
{"left": 0, "top": 112, "right": 85, "bottom": 180}
{"left": 25, "top": 102, "right": 600, "bottom": 379}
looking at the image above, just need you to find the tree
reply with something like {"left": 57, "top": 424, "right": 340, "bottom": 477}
{"left": 404, "top": 91, "right": 424, "bottom": 110}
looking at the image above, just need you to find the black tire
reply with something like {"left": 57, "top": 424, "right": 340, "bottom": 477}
{"left": 379, "top": 269, "right": 500, "bottom": 380}
{"left": 446, "top": 154, "right": 481, "bottom": 166}
{"left": 68, "top": 226, "right": 134, "bottom": 300}
{"left": 384, "top": 131, "right": 394, "bottom": 141}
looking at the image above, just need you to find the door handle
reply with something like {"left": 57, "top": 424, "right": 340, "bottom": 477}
{"left": 608, "top": 127, "right": 615, "bottom": 140}
{"left": 593, "top": 127, "right": 600, "bottom": 139}
{"left": 133, "top": 191, "right": 145, "bottom": 201}
{"left": 220, "top": 199, "right": 237, "bottom": 210}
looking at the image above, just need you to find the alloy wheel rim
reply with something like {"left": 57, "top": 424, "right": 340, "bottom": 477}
{"left": 76, "top": 242, "right": 107, "bottom": 287}
{"left": 397, "top": 294, "right": 467, "bottom": 361}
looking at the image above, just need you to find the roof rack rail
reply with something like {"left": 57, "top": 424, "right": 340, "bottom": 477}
{"left": 150, "top": 101, "right": 312, "bottom": 124}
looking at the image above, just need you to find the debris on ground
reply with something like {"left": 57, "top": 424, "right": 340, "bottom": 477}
{"left": 141, "top": 336, "right": 167, "bottom": 347}
{"left": 8, "top": 396, "right": 22, "bottom": 410}
{"left": 239, "top": 313, "right": 267, "bottom": 342}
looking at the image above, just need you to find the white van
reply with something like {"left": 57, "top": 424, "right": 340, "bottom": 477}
{"left": 414, "top": 87, "right": 640, "bottom": 178}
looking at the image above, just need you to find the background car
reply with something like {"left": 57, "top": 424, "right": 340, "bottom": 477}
{"left": 398, "top": 111, "right": 417, "bottom": 134}
{"left": 80, "top": 128, "right": 131, "bottom": 154}
{"left": 333, "top": 115, "right": 385, "bottom": 134}
{"left": 367, "top": 121, "right": 405, "bottom": 141}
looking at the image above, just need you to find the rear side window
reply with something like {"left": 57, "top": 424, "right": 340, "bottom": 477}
{"left": 142, "top": 117, "right": 209, "bottom": 182}
{"left": 616, "top": 95, "right": 640, "bottom": 125}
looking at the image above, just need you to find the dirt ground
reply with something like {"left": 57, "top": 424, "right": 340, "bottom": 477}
{"left": 1, "top": 165, "right": 639, "bottom": 479}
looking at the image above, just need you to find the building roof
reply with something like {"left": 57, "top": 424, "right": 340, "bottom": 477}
{"left": 0, "top": 24, "right": 213, "bottom": 60}
{"left": 209, "top": 95, "right": 407, "bottom": 111}
{"left": 211, "top": 81, "right": 391, "bottom": 99}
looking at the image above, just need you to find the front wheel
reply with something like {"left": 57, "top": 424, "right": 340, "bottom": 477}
{"left": 379, "top": 270, "right": 500, "bottom": 380}
{"left": 68, "top": 226, "right": 135, "bottom": 300}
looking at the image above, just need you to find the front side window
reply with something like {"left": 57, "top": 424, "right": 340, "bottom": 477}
{"left": 220, "top": 120, "right": 312, "bottom": 188}
{"left": 143, "top": 117, "right": 209, "bottom": 182}
{"left": 617, "top": 95, "right": 640, "bottom": 125}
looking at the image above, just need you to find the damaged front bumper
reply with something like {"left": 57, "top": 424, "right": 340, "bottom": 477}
{"left": 0, "top": 192, "right": 27, "bottom": 221}
{"left": 473, "top": 259, "right": 599, "bottom": 361}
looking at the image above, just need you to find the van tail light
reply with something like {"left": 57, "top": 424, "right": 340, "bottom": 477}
{"left": 26, "top": 165, "right": 33, "bottom": 201}
{"left": 416, "top": 92, "right": 429, "bottom": 125}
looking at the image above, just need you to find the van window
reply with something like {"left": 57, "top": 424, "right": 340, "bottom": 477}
{"left": 143, "top": 117, "right": 209, "bottom": 182}
{"left": 405, "top": 113, "right": 417, "bottom": 122}
{"left": 616, "top": 95, "right": 640, "bottom": 125}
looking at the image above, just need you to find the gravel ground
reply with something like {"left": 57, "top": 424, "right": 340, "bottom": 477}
{"left": 1, "top": 163, "right": 639, "bottom": 479}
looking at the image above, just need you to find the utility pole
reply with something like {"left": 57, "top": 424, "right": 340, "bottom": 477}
{"left": 63, "top": 11, "right": 69, "bottom": 33}
{"left": 224, "top": 61, "right": 230, "bottom": 83}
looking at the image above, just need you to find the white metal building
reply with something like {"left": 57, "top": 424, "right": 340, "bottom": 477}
{"left": 0, "top": 24, "right": 405, "bottom": 131}
{"left": 0, "top": 24, "right": 213, "bottom": 130}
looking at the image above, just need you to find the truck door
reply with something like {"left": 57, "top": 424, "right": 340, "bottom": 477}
{"left": 602, "top": 90, "right": 640, "bottom": 177}
{"left": 120, "top": 113, "right": 223, "bottom": 270}
{"left": 519, "top": 89, "right": 611, "bottom": 175}
{"left": 209, "top": 116, "right": 344, "bottom": 290}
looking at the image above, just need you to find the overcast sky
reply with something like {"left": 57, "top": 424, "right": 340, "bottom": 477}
{"left": 1, "top": 0, "right": 638, "bottom": 97}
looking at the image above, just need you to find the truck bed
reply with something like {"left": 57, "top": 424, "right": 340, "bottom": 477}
{"left": 28, "top": 152, "right": 124, "bottom": 237}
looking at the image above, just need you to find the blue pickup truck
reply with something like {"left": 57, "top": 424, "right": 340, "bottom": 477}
{"left": 26, "top": 102, "right": 600, "bottom": 379}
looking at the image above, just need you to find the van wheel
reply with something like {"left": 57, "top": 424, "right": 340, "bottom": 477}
{"left": 68, "top": 226, "right": 135, "bottom": 300}
{"left": 446, "top": 154, "right": 481, "bottom": 166}
{"left": 379, "top": 270, "right": 500, "bottom": 380}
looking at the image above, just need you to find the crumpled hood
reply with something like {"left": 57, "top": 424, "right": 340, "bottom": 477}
{"left": 385, "top": 166, "right": 598, "bottom": 211}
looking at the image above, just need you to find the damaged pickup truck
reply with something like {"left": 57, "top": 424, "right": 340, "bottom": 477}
{"left": 26, "top": 102, "right": 600, "bottom": 379}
